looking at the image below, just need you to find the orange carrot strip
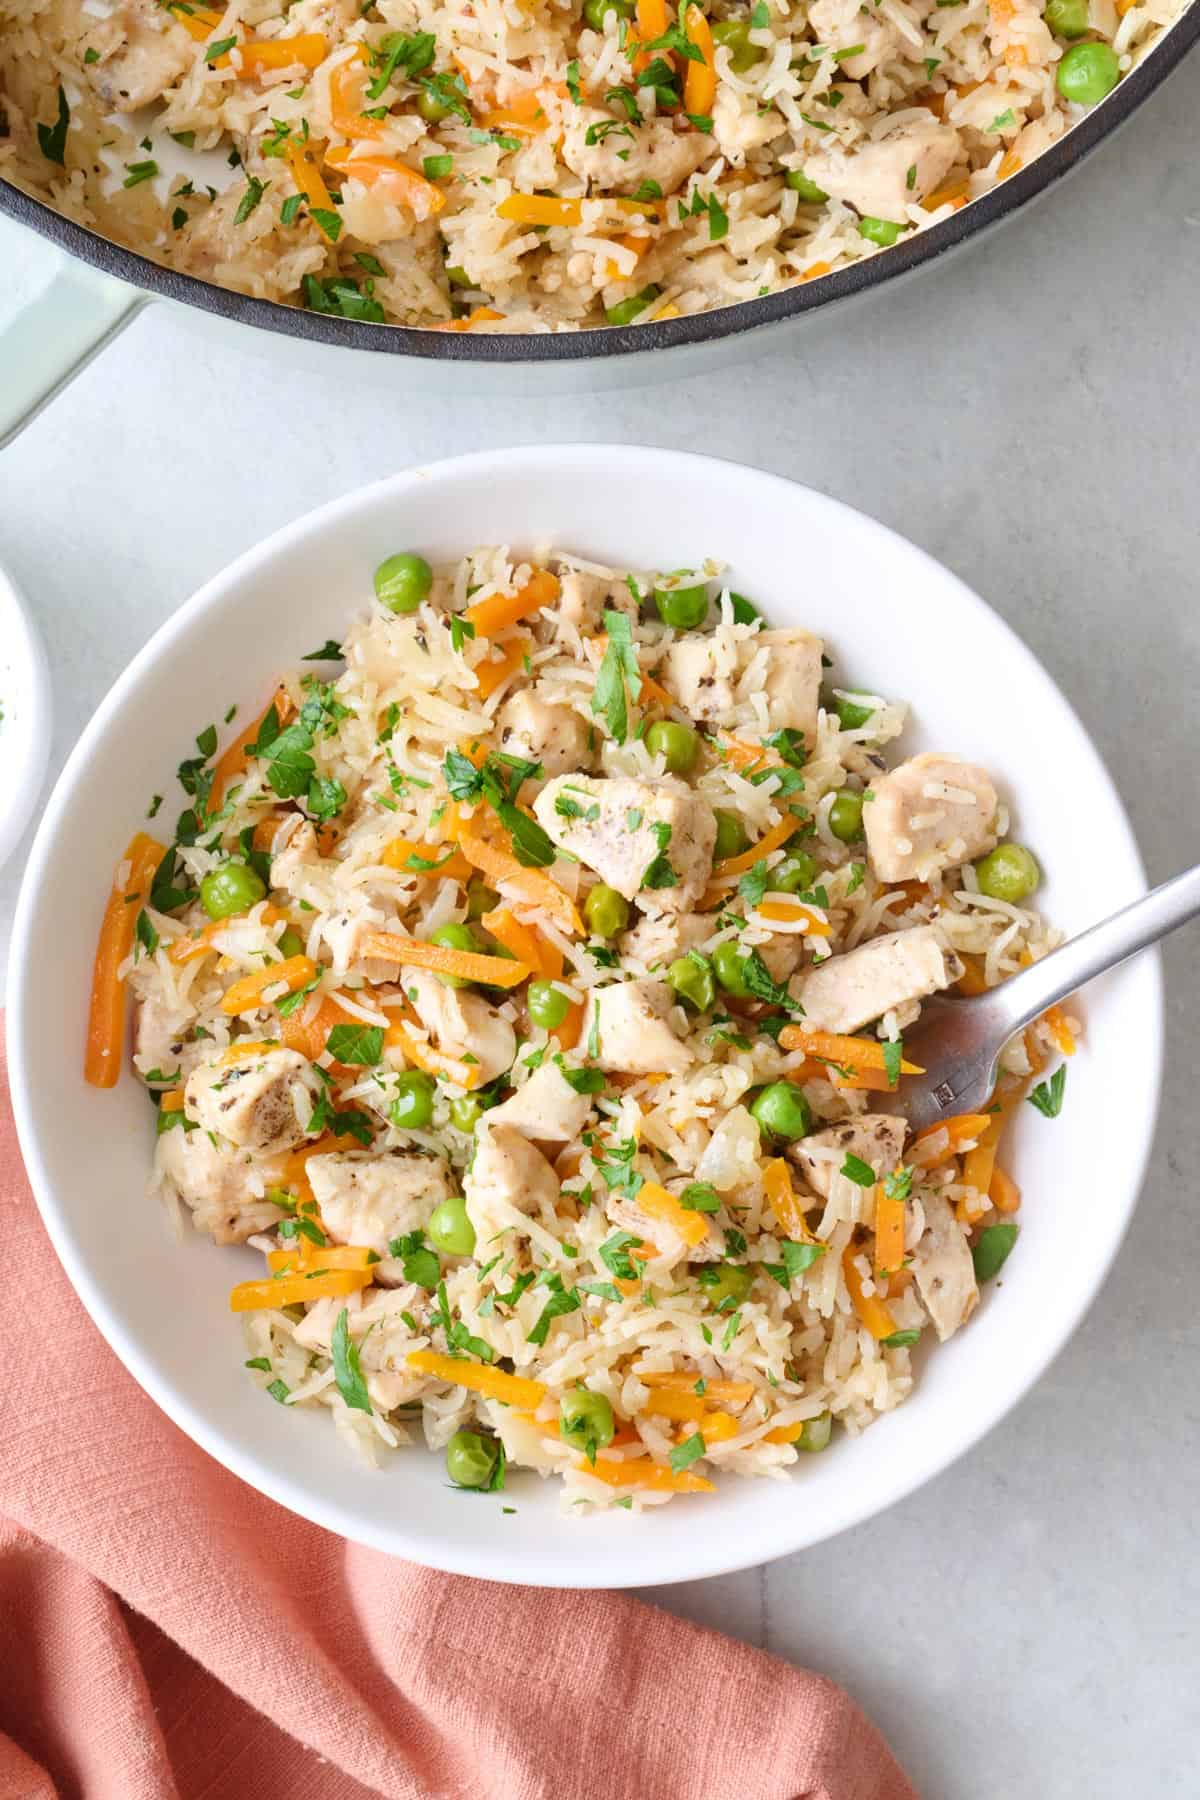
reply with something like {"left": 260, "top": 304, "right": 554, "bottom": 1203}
{"left": 1043, "top": 1004, "right": 1076, "bottom": 1057}
{"left": 990, "top": 1165, "right": 1021, "bottom": 1214}
{"left": 168, "top": 904, "right": 287, "bottom": 966}
{"left": 328, "top": 46, "right": 386, "bottom": 138}
{"left": 210, "top": 685, "right": 293, "bottom": 813}
{"left": 683, "top": 5, "right": 716, "bottom": 117}
{"left": 911, "top": 1112, "right": 992, "bottom": 1169}
{"left": 955, "top": 955, "right": 990, "bottom": 997}
{"left": 362, "top": 931, "right": 531, "bottom": 989}
{"left": 324, "top": 146, "right": 446, "bottom": 215}
{"left": 713, "top": 812, "right": 801, "bottom": 879}
{"left": 480, "top": 906, "right": 551, "bottom": 976}
{"left": 873, "top": 1183, "right": 905, "bottom": 1279}
{"left": 407, "top": 1349, "right": 546, "bottom": 1408}
{"left": 235, "top": 32, "right": 326, "bottom": 72}
{"left": 463, "top": 569, "right": 560, "bottom": 636}
{"left": 778, "top": 1027, "right": 923, "bottom": 1073}
{"left": 692, "top": 1410, "right": 739, "bottom": 1445}
{"left": 159, "top": 1089, "right": 186, "bottom": 1112}
{"left": 230, "top": 1268, "right": 372, "bottom": 1310}
{"left": 752, "top": 899, "right": 831, "bottom": 935}
{"left": 220, "top": 955, "right": 318, "bottom": 1016}
{"left": 842, "top": 1244, "right": 897, "bottom": 1341}
{"left": 172, "top": 4, "right": 221, "bottom": 41}
{"left": 762, "top": 1157, "right": 816, "bottom": 1244}
{"left": 266, "top": 1244, "right": 377, "bottom": 1274}
{"left": 278, "top": 994, "right": 361, "bottom": 1064}
{"left": 552, "top": 997, "right": 585, "bottom": 1052}
{"left": 474, "top": 635, "right": 532, "bottom": 699}
{"left": 456, "top": 823, "right": 583, "bottom": 936}
{"left": 580, "top": 1457, "right": 714, "bottom": 1494}
{"left": 85, "top": 833, "right": 167, "bottom": 1088}
{"left": 800, "top": 261, "right": 832, "bottom": 282}
{"left": 284, "top": 141, "right": 334, "bottom": 214}
{"left": 638, "top": 1373, "right": 756, "bottom": 1404}
{"left": 385, "top": 1018, "right": 482, "bottom": 1090}
{"left": 636, "top": 1180, "right": 710, "bottom": 1249}
{"left": 715, "top": 733, "right": 771, "bottom": 773}
{"left": 380, "top": 838, "right": 472, "bottom": 882}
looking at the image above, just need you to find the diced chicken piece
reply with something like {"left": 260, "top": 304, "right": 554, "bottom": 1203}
{"left": 486, "top": 1059, "right": 595, "bottom": 1143}
{"left": 912, "top": 1193, "right": 979, "bottom": 1341}
{"left": 803, "top": 121, "right": 963, "bottom": 224}
{"left": 184, "top": 1048, "right": 320, "bottom": 1154}
{"left": 807, "top": 0, "right": 898, "bottom": 77}
{"left": 83, "top": 0, "right": 193, "bottom": 112}
{"left": 320, "top": 908, "right": 379, "bottom": 973}
{"left": 790, "top": 1114, "right": 908, "bottom": 1202}
{"left": 533, "top": 776, "right": 715, "bottom": 913}
{"left": 306, "top": 1151, "right": 452, "bottom": 1256}
{"left": 271, "top": 816, "right": 321, "bottom": 894}
{"left": 293, "top": 1290, "right": 428, "bottom": 1410}
{"left": 496, "top": 689, "right": 590, "bottom": 777}
{"left": 158, "top": 1129, "right": 283, "bottom": 1245}
{"left": 588, "top": 980, "right": 693, "bottom": 1074}
{"left": 790, "top": 926, "right": 962, "bottom": 1034}
{"left": 561, "top": 114, "right": 710, "bottom": 195}
{"left": 404, "top": 968, "right": 516, "bottom": 1084}
{"left": 557, "top": 569, "right": 619, "bottom": 634}
{"left": 756, "top": 628, "right": 823, "bottom": 747}
{"left": 607, "top": 1193, "right": 721, "bottom": 1263}
{"left": 133, "top": 994, "right": 202, "bottom": 1083}
{"left": 619, "top": 911, "right": 712, "bottom": 971}
{"left": 664, "top": 635, "right": 739, "bottom": 724}
{"left": 864, "top": 752, "right": 999, "bottom": 883}
{"left": 712, "top": 87, "right": 786, "bottom": 157}
{"left": 465, "top": 1122, "right": 560, "bottom": 1248}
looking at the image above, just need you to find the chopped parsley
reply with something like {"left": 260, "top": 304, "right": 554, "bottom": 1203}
{"left": 591, "top": 608, "right": 642, "bottom": 743}
{"left": 840, "top": 1152, "right": 877, "bottom": 1187}
{"left": 331, "top": 1306, "right": 372, "bottom": 1413}
{"left": 669, "top": 1430, "right": 706, "bottom": 1473}
{"left": 1028, "top": 1064, "right": 1066, "bottom": 1118}
{"left": 325, "top": 1023, "right": 383, "bottom": 1065}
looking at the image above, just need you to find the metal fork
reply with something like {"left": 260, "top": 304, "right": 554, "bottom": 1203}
{"left": 897, "top": 864, "right": 1200, "bottom": 1133}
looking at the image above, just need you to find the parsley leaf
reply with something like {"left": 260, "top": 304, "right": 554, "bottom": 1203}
{"left": 526, "top": 1272, "right": 581, "bottom": 1345}
{"left": 598, "top": 1230, "right": 642, "bottom": 1281}
{"left": 882, "top": 1165, "right": 914, "bottom": 1202}
{"left": 325, "top": 1023, "right": 383, "bottom": 1065}
{"left": 303, "top": 639, "right": 343, "bottom": 662}
{"left": 331, "top": 1306, "right": 372, "bottom": 1413}
{"left": 880, "top": 1328, "right": 921, "bottom": 1348}
{"left": 840, "top": 1153, "right": 876, "bottom": 1187}
{"left": 640, "top": 820, "right": 678, "bottom": 890}
{"left": 388, "top": 1229, "right": 440, "bottom": 1289}
{"left": 1028, "top": 1065, "right": 1066, "bottom": 1119}
{"left": 590, "top": 609, "right": 642, "bottom": 744}
{"left": 741, "top": 948, "right": 801, "bottom": 1010}
{"left": 679, "top": 1182, "right": 721, "bottom": 1213}
{"left": 738, "top": 860, "right": 770, "bottom": 907}
{"left": 882, "top": 1037, "right": 902, "bottom": 1087}
{"left": 670, "top": 1431, "right": 705, "bottom": 1472}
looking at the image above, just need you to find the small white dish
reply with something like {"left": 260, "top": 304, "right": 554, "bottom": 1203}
{"left": 0, "top": 558, "right": 52, "bottom": 871}
{"left": 8, "top": 447, "right": 1162, "bottom": 1587}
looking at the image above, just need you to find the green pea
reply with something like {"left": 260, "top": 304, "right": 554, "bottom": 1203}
{"left": 200, "top": 862, "right": 266, "bottom": 921}
{"left": 713, "top": 808, "right": 750, "bottom": 861}
{"left": 527, "top": 978, "right": 570, "bottom": 1029}
{"left": 584, "top": 883, "right": 630, "bottom": 939}
{"left": 427, "top": 1195, "right": 476, "bottom": 1257}
{"left": 771, "top": 849, "right": 818, "bottom": 894}
{"left": 375, "top": 551, "right": 433, "bottom": 614}
{"left": 445, "top": 1429, "right": 499, "bottom": 1489}
{"left": 605, "top": 284, "right": 661, "bottom": 327}
{"left": 466, "top": 877, "right": 499, "bottom": 921}
{"left": 667, "top": 953, "right": 715, "bottom": 1012}
{"left": 796, "top": 1411, "right": 832, "bottom": 1453}
{"left": 653, "top": 575, "right": 709, "bottom": 631}
{"left": 785, "top": 170, "right": 828, "bottom": 202}
{"left": 712, "top": 940, "right": 754, "bottom": 998}
{"left": 429, "top": 921, "right": 483, "bottom": 987}
{"left": 390, "top": 1070, "right": 435, "bottom": 1131}
{"left": 857, "top": 216, "right": 906, "bottom": 247}
{"left": 1056, "top": 39, "right": 1120, "bottom": 102}
{"left": 559, "top": 1387, "right": 616, "bottom": 1453}
{"left": 276, "top": 927, "right": 305, "bottom": 959}
{"left": 584, "top": 0, "right": 634, "bottom": 24}
{"left": 749, "top": 1081, "right": 813, "bottom": 1142}
{"left": 446, "top": 264, "right": 473, "bottom": 288}
{"left": 645, "top": 719, "right": 700, "bottom": 774}
{"left": 833, "top": 691, "right": 876, "bottom": 730}
{"left": 698, "top": 1263, "right": 754, "bottom": 1309}
{"left": 828, "top": 790, "right": 864, "bottom": 842}
{"left": 448, "top": 1094, "right": 483, "bottom": 1133}
{"left": 974, "top": 843, "right": 1040, "bottom": 903}
{"left": 1044, "top": 0, "right": 1089, "bottom": 33}
{"left": 711, "top": 17, "right": 766, "bottom": 69}
{"left": 417, "top": 88, "right": 453, "bottom": 123}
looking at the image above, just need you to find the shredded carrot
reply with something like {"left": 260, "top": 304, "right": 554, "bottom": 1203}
{"left": 266, "top": 1244, "right": 376, "bottom": 1274}
{"left": 456, "top": 821, "right": 583, "bottom": 936}
{"left": 1043, "top": 1004, "right": 1076, "bottom": 1057}
{"left": 712, "top": 812, "right": 802, "bottom": 879}
{"left": 714, "top": 733, "right": 771, "bottom": 774}
{"left": 990, "top": 1165, "right": 1021, "bottom": 1214}
{"left": 284, "top": 140, "right": 334, "bottom": 214}
{"left": 362, "top": 930, "right": 532, "bottom": 989}
{"left": 219, "top": 1039, "right": 277, "bottom": 1066}
{"left": 764, "top": 1420, "right": 806, "bottom": 1444}
{"left": 955, "top": 955, "right": 990, "bottom": 997}
{"left": 498, "top": 194, "right": 665, "bottom": 228}
{"left": 380, "top": 838, "right": 472, "bottom": 882}
{"left": 553, "top": 998, "right": 585, "bottom": 1052}
{"left": 431, "top": 307, "right": 505, "bottom": 334}
{"left": 842, "top": 1244, "right": 897, "bottom": 1341}
{"left": 407, "top": 1349, "right": 546, "bottom": 1408}
{"left": 691, "top": 1410, "right": 739, "bottom": 1445}
{"left": 603, "top": 232, "right": 652, "bottom": 280}
{"left": 636, "top": 1180, "right": 711, "bottom": 1249}
{"left": 220, "top": 955, "right": 318, "bottom": 1016}
{"left": 159, "top": 1089, "right": 186, "bottom": 1113}
{"left": 278, "top": 994, "right": 366, "bottom": 1064}
{"left": 753, "top": 899, "right": 832, "bottom": 935}
{"left": 800, "top": 261, "right": 832, "bottom": 282}
{"left": 85, "top": 833, "right": 167, "bottom": 1088}
{"left": 638, "top": 1373, "right": 755, "bottom": 1404}
{"left": 210, "top": 685, "right": 293, "bottom": 813}
{"left": 922, "top": 180, "right": 970, "bottom": 213}
{"left": 643, "top": 1389, "right": 714, "bottom": 1425}
{"left": 480, "top": 906, "right": 553, "bottom": 978}
{"left": 168, "top": 904, "right": 287, "bottom": 966}
{"left": 324, "top": 146, "right": 446, "bottom": 214}
{"left": 234, "top": 32, "right": 326, "bottom": 72}
{"left": 474, "top": 635, "right": 532, "bottom": 699}
{"left": 230, "top": 1267, "right": 373, "bottom": 1311}
{"left": 385, "top": 1017, "right": 483, "bottom": 1090}
{"left": 683, "top": 5, "right": 716, "bottom": 116}
{"left": 778, "top": 1026, "right": 923, "bottom": 1075}
{"left": 997, "top": 151, "right": 1023, "bottom": 179}
{"left": 580, "top": 1457, "right": 714, "bottom": 1494}
{"left": 762, "top": 1157, "right": 817, "bottom": 1244}
{"left": 463, "top": 568, "right": 560, "bottom": 636}
{"left": 911, "top": 1112, "right": 992, "bottom": 1169}
{"left": 173, "top": 5, "right": 221, "bottom": 41}
{"left": 328, "top": 45, "right": 385, "bottom": 138}
{"left": 873, "top": 1183, "right": 906, "bottom": 1279}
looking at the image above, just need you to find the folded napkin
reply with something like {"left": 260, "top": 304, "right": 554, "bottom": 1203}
{"left": 0, "top": 1034, "right": 916, "bottom": 1800}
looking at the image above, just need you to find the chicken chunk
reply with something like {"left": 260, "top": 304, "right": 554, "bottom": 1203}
{"left": 756, "top": 629, "right": 823, "bottom": 746}
{"left": 306, "top": 1151, "right": 452, "bottom": 1256}
{"left": 465, "top": 1123, "right": 560, "bottom": 1248}
{"left": 663, "top": 635, "right": 739, "bottom": 724}
{"left": 864, "top": 753, "right": 999, "bottom": 883}
{"left": 619, "top": 911, "right": 712, "bottom": 971}
{"left": 561, "top": 114, "right": 710, "bottom": 194}
{"left": 789, "top": 926, "right": 962, "bottom": 1034}
{"left": 588, "top": 980, "right": 692, "bottom": 1074}
{"left": 133, "top": 994, "right": 203, "bottom": 1084}
{"left": 807, "top": 0, "right": 898, "bottom": 77}
{"left": 803, "top": 121, "right": 962, "bottom": 224}
{"left": 496, "top": 689, "right": 590, "bottom": 777}
{"left": 270, "top": 816, "right": 321, "bottom": 896}
{"left": 485, "top": 1059, "right": 595, "bottom": 1143}
{"left": 158, "top": 1129, "right": 283, "bottom": 1245}
{"left": 83, "top": 0, "right": 192, "bottom": 112}
{"left": 912, "top": 1193, "right": 979, "bottom": 1341}
{"left": 712, "top": 87, "right": 786, "bottom": 156}
{"left": 184, "top": 1048, "right": 319, "bottom": 1154}
{"left": 533, "top": 776, "right": 715, "bottom": 913}
{"left": 557, "top": 570, "right": 617, "bottom": 634}
{"left": 404, "top": 968, "right": 516, "bottom": 1085}
{"left": 790, "top": 1114, "right": 908, "bottom": 1202}
{"left": 293, "top": 1290, "right": 427, "bottom": 1411}
{"left": 664, "top": 625, "right": 822, "bottom": 750}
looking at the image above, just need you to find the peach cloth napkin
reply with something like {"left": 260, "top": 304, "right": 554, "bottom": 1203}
{"left": 0, "top": 1037, "right": 917, "bottom": 1800}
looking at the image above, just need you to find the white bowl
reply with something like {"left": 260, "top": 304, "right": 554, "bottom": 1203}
{"left": 9, "top": 447, "right": 1162, "bottom": 1588}
{"left": 0, "top": 558, "right": 52, "bottom": 872}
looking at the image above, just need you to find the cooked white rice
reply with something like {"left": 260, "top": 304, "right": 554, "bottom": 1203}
{"left": 111, "top": 543, "right": 1075, "bottom": 1511}
{"left": 0, "top": 0, "right": 1186, "bottom": 330}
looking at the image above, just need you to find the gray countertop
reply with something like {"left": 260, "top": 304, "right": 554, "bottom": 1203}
{"left": 3, "top": 49, "right": 1199, "bottom": 1799}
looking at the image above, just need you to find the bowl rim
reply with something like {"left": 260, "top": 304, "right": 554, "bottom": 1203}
{"left": 0, "top": 558, "right": 53, "bottom": 873}
{"left": 8, "top": 447, "right": 1165, "bottom": 1583}
{"left": 1, "top": 13, "right": 1197, "bottom": 364}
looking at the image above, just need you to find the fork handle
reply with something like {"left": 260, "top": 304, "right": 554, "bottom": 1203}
{"left": 982, "top": 863, "right": 1200, "bottom": 1041}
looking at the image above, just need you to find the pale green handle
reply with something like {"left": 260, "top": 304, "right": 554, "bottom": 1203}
{"left": 0, "top": 213, "right": 145, "bottom": 448}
